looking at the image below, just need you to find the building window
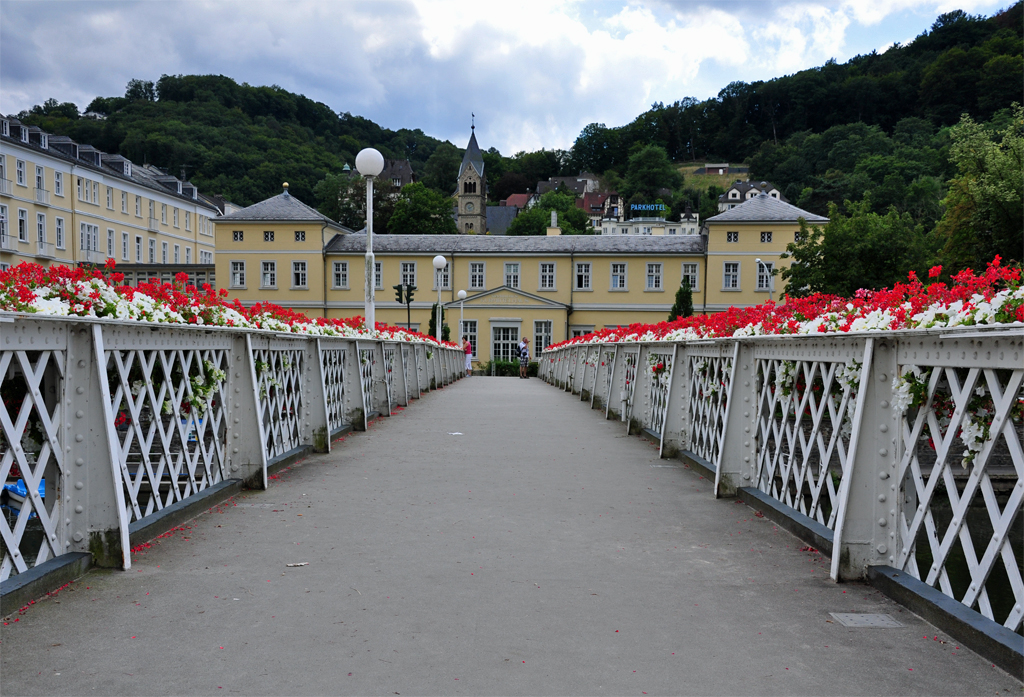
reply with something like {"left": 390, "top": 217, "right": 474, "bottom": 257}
{"left": 149, "top": 239, "right": 156, "bottom": 263}
{"left": 231, "top": 261, "right": 246, "bottom": 288}
{"left": 460, "top": 320, "right": 478, "bottom": 358}
{"left": 295, "top": 230, "right": 305, "bottom": 242}
{"left": 174, "top": 244, "right": 180, "bottom": 264}
{"left": 200, "top": 250, "right": 212, "bottom": 264}
{"left": 262, "top": 261, "right": 277, "bottom": 288}
{"left": 435, "top": 265, "right": 450, "bottom": 290}
{"left": 107, "top": 228, "right": 114, "bottom": 257}
{"left": 0, "top": 205, "right": 7, "bottom": 241}
{"left": 794, "top": 231, "right": 801, "bottom": 243}
{"left": 122, "top": 232, "right": 128, "bottom": 260}
{"left": 681, "top": 263, "right": 699, "bottom": 290}
{"left": 233, "top": 230, "right": 243, "bottom": 242}
{"left": 80, "top": 222, "right": 99, "bottom": 251}
{"left": 161, "top": 204, "right": 167, "bottom": 224}
{"left": 92, "top": 182, "right": 98, "bottom": 204}
{"left": 726, "top": 231, "right": 738, "bottom": 243}
{"left": 135, "top": 236, "right": 143, "bottom": 262}
{"left": 148, "top": 200, "right": 154, "bottom": 220}
{"left": 491, "top": 326, "right": 520, "bottom": 362}
{"left": 470, "top": 262, "right": 485, "bottom": 289}
{"left": 534, "top": 320, "right": 553, "bottom": 353}
{"left": 504, "top": 262, "right": 520, "bottom": 289}
{"left": 333, "top": 261, "right": 348, "bottom": 288}
{"left": 107, "top": 187, "right": 113, "bottom": 209}
{"left": 401, "top": 261, "right": 416, "bottom": 287}
{"left": 18, "top": 209, "right": 28, "bottom": 241}
{"left": 757, "top": 261, "right": 775, "bottom": 290}
{"left": 374, "top": 261, "right": 382, "bottom": 290}
{"left": 292, "top": 261, "right": 307, "bottom": 288}
{"left": 575, "top": 262, "right": 591, "bottom": 290}
{"left": 135, "top": 196, "right": 142, "bottom": 217}
{"left": 760, "top": 231, "right": 772, "bottom": 243}
{"left": 539, "top": 262, "right": 555, "bottom": 290}
{"left": 16, "top": 160, "right": 25, "bottom": 186}
{"left": 646, "top": 263, "right": 663, "bottom": 290}
{"left": 121, "top": 191, "right": 127, "bottom": 213}
{"left": 54, "top": 172, "right": 63, "bottom": 196}
{"left": 34, "top": 166, "right": 43, "bottom": 191}
{"left": 185, "top": 212, "right": 190, "bottom": 230}
{"left": 173, "top": 208, "right": 179, "bottom": 227}
{"left": 161, "top": 241, "right": 168, "bottom": 263}
{"left": 55, "top": 218, "right": 64, "bottom": 249}
{"left": 264, "top": 230, "right": 274, "bottom": 242}
{"left": 668, "top": 228, "right": 677, "bottom": 235}
{"left": 611, "top": 263, "right": 627, "bottom": 290}
{"left": 185, "top": 248, "right": 192, "bottom": 264}
{"left": 37, "top": 214, "right": 46, "bottom": 243}
{"left": 723, "top": 262, "right": 739, "bottom": 289}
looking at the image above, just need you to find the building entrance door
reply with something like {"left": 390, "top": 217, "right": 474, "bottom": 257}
{"left": 491, "top": 326, "right": 520, "bottom": 362}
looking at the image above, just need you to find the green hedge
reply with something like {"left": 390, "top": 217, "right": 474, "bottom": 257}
{"left": 482, "top": 360, "right": 538, "bottom": 377}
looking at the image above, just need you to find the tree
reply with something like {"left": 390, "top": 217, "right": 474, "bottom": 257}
{"left": 668, "top": 278, "right": 694, "bottom": 321}
{"left": 387, "top": 183, "right": 458, "bottom": 235}
{"left": 427, "top": 303, "right": 450, "bottom": 341}
{"left": 313, "top": 172, "right": 399, "bottom": 232}
{"left": 506, "top": 191, "right": 591, "bottom": 235}
{"left": 421, "top": 143, "right": 462, "bottom": 195}
{"left": 781, "top": 198, "right": 939, "bottom": 297}
{"left": 621, "top": 145, "right": 683, "bottom": 206}
{"left": 125, "top": 79, "right": 156, "bottom": 102}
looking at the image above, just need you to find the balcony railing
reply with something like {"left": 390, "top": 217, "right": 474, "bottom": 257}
{"left": 0, "top": 179, "right": 11, "bottom": 195}
{"left": 0, "top": 233, "right": 17, "bottom": 251}
{"left": 35, "top": 240, "right": 55, "bottom": 258}
{"left": 540, "top": 326, "right": 1024, "bottom": 638}
{"left": 34, "top": 188, "right": 50, "bottom": 205}
{"left": 78, "top": 248, "right": 107, "bottom": 264}
{"left": 0, "top": 314, "right": 464, "bottom": 582}
{"left": 148, "top": 217, "right": 160, "bottom": 231}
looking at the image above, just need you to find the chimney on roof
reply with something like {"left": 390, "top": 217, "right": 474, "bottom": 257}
{"left": 546, "top": 210, "right": 561, "bottom": 236}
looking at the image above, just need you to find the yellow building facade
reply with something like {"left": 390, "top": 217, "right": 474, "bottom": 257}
{"left": 214, "top": 184, "right": 353, "bottom": 317}
{"left": 702, "top": 192, "right": 828, "bottom": 312}
{"left": 0, "top": 115, "right": 219, "bottom": 284}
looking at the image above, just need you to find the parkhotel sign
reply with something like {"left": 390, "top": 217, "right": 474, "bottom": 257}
{"left": 630, "top": 203, "right": 666, "bottom": 212}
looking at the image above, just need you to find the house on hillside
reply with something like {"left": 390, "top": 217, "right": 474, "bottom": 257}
{"left": 535, "top": 172, "right": 599, "bottom": 196}
{"left": 718, "top": 180, "right": 786, "bottom": 211}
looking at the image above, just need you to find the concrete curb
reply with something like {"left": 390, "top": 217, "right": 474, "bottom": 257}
{"left": 128, "top": 478, "right": 244, "bottom": 549}
{"left": 0, "top": 552, "right": 92, "bottom": 613}
{"left": 678, "top": 450, "right": 717, "bottom": 480}
{"left": 867, "top": 565, "right": 1024, "bottom": 679}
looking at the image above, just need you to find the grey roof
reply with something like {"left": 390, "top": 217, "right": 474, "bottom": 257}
{"left": 706, "top": 192, "right": 828, "bottom": 224}
{"left": 217, "top": 188, "right": 349, "bottom": 231}
{"left": 486, "top": 205, "right": 519, "bottom": 235}
{"left": 325, "top": 233, "right": 705, "bottom": 256}
{"left": 458, "top": 130, "right": 485, "bottom": 179}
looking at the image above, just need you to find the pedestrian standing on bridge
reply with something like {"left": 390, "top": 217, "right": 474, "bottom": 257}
{"left": 462, "top": 335, "right": 473, "bottom": 376}
{"left": 519, "top": 337, "right": 530, "bottom": 379}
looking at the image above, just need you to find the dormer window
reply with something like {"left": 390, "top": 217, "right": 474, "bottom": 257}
{"left": 20, "top": 127, "right": 28, "bottom": 143}
{"left": 771, "top": 192, "right": 778, "bottom": 198}
{"left": 39, "top": 134, "right": 47, "bottom": 149}
{"left": 0, "top": 120, "right": 8, "bottom": 137}
{"left": 124, "top": 162, "right": 132, "bottom": 177}
{"left": 729, "top": 191, "right": 739, "bottom": 199}
{"left": 392, "top": 177, "right": 401, "bottom": 187}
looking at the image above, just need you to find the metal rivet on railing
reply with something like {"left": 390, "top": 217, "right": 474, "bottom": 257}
{"left": 744, "top": 456, "right": 750, "bottom": 462}
{"left": 75, "top": 458, "right": 84, "bottom": 466}
{"left": 73, "top": 532, "right": 83, "bottom": 542}
{"left": 878, "top": 518, "right": 887, "bottom": 527}
{"left": 78, "top": 360, "right": 86, "bottom": 368}
{"left": 878, "top": 494, "right": 886, "bottom": 502}
{"left": 880, "top": 400, "right": 889, "bottom": 408}
{"left": 878, "top": 373, "right": 887, "bottom": 381}
{"left": 879, "top": 471, "right": 889, "bottom": 480}
{"left": 879, "top": 448, "right": 888, "bottom": 456}
{"left": 75, "top": 506, "right": 83, "bottom": 513}
{"left": 877, "top": 544, "right": 887, "bottom": 554}
{"left": 879, "top": 424, "right": 888, "bottom": 433}
{"left": 75, "top": 434, "right": 84, "bottom": 442}
{"left": 76, "top": 386, "right": 84, "bottom": 394}
{"left": 74, "top": 482, "right": 83, "bottom": 490}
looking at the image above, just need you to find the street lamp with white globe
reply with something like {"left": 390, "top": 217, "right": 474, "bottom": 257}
{"left": 457, "top": 289, "right": 467, "bottom": 338}
{"left": 755, "top": 257, "right": 774, "bottom": 302}
{"left": 432, "top": 255, "right": 448, "bottom": 342}
{"left": 356, "top": 148, "right": 384, "bottom": 331}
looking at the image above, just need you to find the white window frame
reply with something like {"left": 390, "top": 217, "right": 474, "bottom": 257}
{"left": 161, "top": 241, "right": 168, "bottom": 264}
{"left": 80, "top": 222, "right": 98, "bottom": 251}
{"left": 460, "top": 320, "right": 478, "bottom": 359}
{"left": 539, "top": 262, "right": 555, "bottom": 290}
{"left": 185, "top": 212, "right": 191, "bottom": 230}
{"left": 107, "top": 187, "right": 113, "bottom": 209}
{"left": 230, "top": 261, "right": 246, "bottom": 288}
{"left": 54, "top": 171, "right": 63, "bottom": 197}
{"left": 333, "top": 261, "right": 349, "bottom": 289}
{"left": 469, "top": 262, "right": 485, "bottom": 290}
{"left": 723, "top": 261, "right": 740, "bottom": 290}
{"left": 174, "top": 244, "right": 180, "bottom": 264}
{"left": 0, "top": 205, "right": 7, "bottom": 242}
{"left": 148, "top": 238, "right": 156, "bottom": 264}
{"left": 574, "top": 262, "right": 591, "bottom": 291}
{"left": 646, "top": 263, "right": 663, "bottom": 291}
{"left": 757, "top": 261, "right": 775, "bottom": 291}
{"left": 295, "top": 230, "right": 306, "bottom": 242}
{"left": 435, "top": 265, "right": 450, "bottom": 290}
{"left": 173, "top": 208, "right": 179, "bottom": 227}
{"left": 401, "top": 261, "right": 417, "bottom": 287}
{"left": 121, "top": 191, "right": 127, "bottom": 213}
{"left": 233, "top": 231, "right": 243, "bottom": 242}
{"left": 55, "top": 217, "right": 65, "bottom": 249}
{"left": 292, "top": 261, "right": 308, "bottom": 289}
{"left": 504, "top": 262, "right": 520, "bottom": 289}
{"left": 185, "top": 247, "right": 192, "bottom": 264}
{"left": 135, "top": 236, "right": 143, "bottom": 262}
{"left": 374, "top": 261, "right": 382, "bottom": 290}
{"left": 161, "top": 204, "right": 167, "bottom": 224}
{"left": 534, "top": 320, "right": 553, "bottom": 353}
{"left": 681, "top": 263, "right": 699, "bottom": 290}
{"left": 726, "top": 231, "right": 738, "bottom": 243}
{"left": 37, "top": 213, "right": 46, "bottom": 244}
{"left": 761, "top": 231, "right": 772, "bottom": 243}
{"left": 122, "top": 232, "right": 129, "bottom": 260}
{"left": 18, "top": 209, "right": 28, "bottom": 241}
{"left": 263, "top": 230, "right": 273, "bottom": 242}
{"left": 107, "top": 228, "right": 115, "bottom": 257}
{"left": 16, "top": 160, "right": 25, "bottom": 186}
{"left": 610, "top": 262, "right": 627, "bottom": 290}
{"left": 92, "top": 182, "right": 98, "bottom": 204}
{"left": 261, "top": 261, "right": 277, "bottom": 289}
{"left": 135, "top": 196, "right": 142, "bottom": 217}
{"left": 35, "top": 165, "right": 44, "bottom": 191}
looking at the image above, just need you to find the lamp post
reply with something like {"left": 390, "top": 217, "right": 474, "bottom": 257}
{"left": 356, "top": 148, "right": 384, "bottom": 331}
{"left": 432, "top": 255, "right": 448, "bottom": 342}
{"left": 457, "top": 289, "right": 467, "bottom": 337}
{"left": 755, "top": 257, "right": 773, "bottom": 302}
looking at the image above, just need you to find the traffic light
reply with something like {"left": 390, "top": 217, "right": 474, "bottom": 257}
{"left": 405, "top": 285, "right": 416, "bottom": 303}
{"left": 393, "top": 284, "right": 404, "bottom": 303}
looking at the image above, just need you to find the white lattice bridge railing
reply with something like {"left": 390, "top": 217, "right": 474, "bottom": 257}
{"left": 540, "top": 327, "right": 1024, "bottom": 635}
{"left": 0, "top": 316, "right": 464, "bottom": 580}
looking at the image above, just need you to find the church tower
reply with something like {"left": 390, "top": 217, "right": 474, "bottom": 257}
{"left": 457, "top": 122, "right": 487, "bottom": 234}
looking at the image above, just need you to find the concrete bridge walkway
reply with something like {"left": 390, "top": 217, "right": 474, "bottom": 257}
{"left": 2, "top": 377, "right": 1020, "bottom": 696}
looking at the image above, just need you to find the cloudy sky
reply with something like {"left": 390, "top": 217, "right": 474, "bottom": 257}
{"left": 0, "top": 0, "right": 1009, "bottom": 154}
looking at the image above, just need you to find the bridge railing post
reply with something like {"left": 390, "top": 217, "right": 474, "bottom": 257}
{"left": 657, "top": 343, "right": 683, "bottom": 459}
{"left": 304, "top": 338, "right": 331, "bottom": 453}
{"left": 229, "top": 333, "right": 268, "bottom": 488}
{"left": 712, "top": 340, "right": 751, "bottom": 497}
